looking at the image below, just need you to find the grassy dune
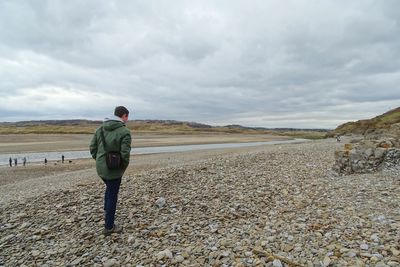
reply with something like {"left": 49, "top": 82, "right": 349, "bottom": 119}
{"left": 0, "top": 125, "right": 96, "bottom": 134}
{"left": 334, "top": 107, "right": 400, "bottom": 135}
{"left": 0, "top": 120, "right": 327, "bottom": 139}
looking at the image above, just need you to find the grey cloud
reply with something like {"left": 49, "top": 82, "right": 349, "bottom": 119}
{"left": 0, "top": 1, "right": 400, "bottom": 128}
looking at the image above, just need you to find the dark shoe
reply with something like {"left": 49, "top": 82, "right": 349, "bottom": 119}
{"left": 103, "top": 223, "right": 123, "bottom": 236}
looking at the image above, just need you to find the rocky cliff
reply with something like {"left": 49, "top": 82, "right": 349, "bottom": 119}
{"left": 333, "top": 107, "right": 400, "bottom": 138}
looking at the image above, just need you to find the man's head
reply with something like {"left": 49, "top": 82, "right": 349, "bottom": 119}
{"left": 114, "top": 106, "right": 129, "bottom": 123}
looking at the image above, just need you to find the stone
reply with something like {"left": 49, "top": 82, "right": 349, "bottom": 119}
{"left": 175, "top": 255, "right": 184, "bottom": 263}
{"left": 181, "top": 251, "right": 190, "bottom": 258}
{"left": 221, "top": 251, "right": 230, "bottom": 257}
{"left": 391, "top": 248, "right": 400, "bottom": 256}
{"left": 322, "top": 256, "right": 331, "bottom": 267}
{"left": 372, "top": 253, "right": 383, "bottom": 259}
{"left": 70, "top": 258, "right": 82, "bottom": 265}
{"left": 155, "top": 197, "right": 166, "bottom": 208}
{"left": 156, "top": 251, "right": 165, "bottom": 261}
{"left": 344, "top": 144, "right": 353, "bottom": 150}
{"left": 127, "top": 236, "right": 135, "bottom": 243}
{"left": 272, "top": 259, "right": 283, "bottom": 267}
{"left": 346, "top": 251, "right": 357, "bottom": 258}
{"left": 31, "top": 250, "right": 41, "bottom": 257}
{"left": 164, "top": 249, "right": 173, "bottom": 259}
{"left": 20, "top": 222, "right": 32, "bottom": 229}
{"left": 364, "top": 148, "right": 374, "bottom": 158}
{"left": 370, "top": 257, "right": 379, "bottom": 263}
{"left": 1, "top": 234, "right": 14, "bottom": 243}
{"left": 360, "top": 244, "right": 369, "bottom": 250}
{"left": 375, "top": 148, "right": 387, "bottom": 159}
{"left": 375, "top": 262, "right": 388, "bottom": 267}
{"left": 370, "top": 233, "right": 379, "bottom": 242}
{"left": 156, "top": 249, "right": 173, "bottom": 260}
{"left": 103, "top": 259, "right": 117, "bottom": 267}
{"left": 283, "top": 244, "right": 294, "bottom": 252}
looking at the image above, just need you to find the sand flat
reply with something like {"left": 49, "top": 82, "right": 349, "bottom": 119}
{"left": 0, "top": 133, "right": 289, "bottom": 153}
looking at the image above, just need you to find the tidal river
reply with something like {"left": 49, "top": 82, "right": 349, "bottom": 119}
{"left": 0, "top": 139, "right": 309, "bottom": 166}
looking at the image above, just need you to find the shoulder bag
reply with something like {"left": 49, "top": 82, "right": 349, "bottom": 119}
{"left": 100, "top": 127, "right": 122, "bottom": 170}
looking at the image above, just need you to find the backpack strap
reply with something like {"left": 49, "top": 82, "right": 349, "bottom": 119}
{"left": 99, "top": 127, "right": 108, "bottom": 152}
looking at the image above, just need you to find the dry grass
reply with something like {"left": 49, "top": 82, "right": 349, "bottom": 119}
{"left": 274, "top": 131, "right": 326, "bottom": 140}
{"left": 0, "top": 121, "right": 327, "bottom": 139}
{"left": 335, "top": 107, "right": 400, "bottom": 135}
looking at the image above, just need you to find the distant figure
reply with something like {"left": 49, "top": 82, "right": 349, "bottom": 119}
{"left": 44, "top": 158, "right": 48, "bottom": 165}
{"left": 23, "top": 157, "right": 27, "bottom": 167}
{"left": 336, "top": 135, "right": 341, "bottom": 143}
{"left": 14, "top": 158, "right": 17, "bottom": 166}
{"left": 62, "top": 154, "right": 65, "bottom": 163}
{"left": 9, "top": 157, "right": 12, "bottom": 167}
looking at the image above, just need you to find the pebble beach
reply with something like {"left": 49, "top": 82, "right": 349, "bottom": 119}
{"left": 1, "top": 138, "right": 399, "bottom": 266}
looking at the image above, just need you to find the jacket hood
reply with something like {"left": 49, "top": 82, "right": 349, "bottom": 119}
{"left": 104, "top": 115, "right": 124, "bottom": 123}
{"left": 102, "top": 116, "right": 125, "bottom": 131}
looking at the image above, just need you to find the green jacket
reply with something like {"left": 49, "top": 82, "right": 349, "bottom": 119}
{"left": 89, "top": 118, "right": 132, "bottom": 180}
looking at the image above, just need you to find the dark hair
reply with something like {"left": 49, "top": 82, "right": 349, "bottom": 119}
{"left": 114, "top": 106, "right": 129, "bottom": 118}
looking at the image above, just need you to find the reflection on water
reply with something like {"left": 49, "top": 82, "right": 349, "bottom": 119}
{"left": 0, "top": 139, "right": 309, "bottom": 166}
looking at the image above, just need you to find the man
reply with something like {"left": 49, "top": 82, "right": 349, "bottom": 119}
{"left": 90, "top": 106, "right": 132, "bottom": 235}
{"left": 9, "top": 157, "right": 12, "bottom": 167}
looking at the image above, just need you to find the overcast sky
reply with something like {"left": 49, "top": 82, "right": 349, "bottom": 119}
{"left": 1, "top": 1, "right": 399, "bottom": 128}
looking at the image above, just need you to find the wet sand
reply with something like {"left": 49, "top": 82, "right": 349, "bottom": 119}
{"left": 0, "top": 133, "right": 291, "bottom": 188}
{"left": 0, "top": 133, "right": 289, "bottom": 154}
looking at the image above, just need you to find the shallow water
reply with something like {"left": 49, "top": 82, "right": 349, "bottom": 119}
{"left": 0, "top": 139, "right": 309, "bottom": 166}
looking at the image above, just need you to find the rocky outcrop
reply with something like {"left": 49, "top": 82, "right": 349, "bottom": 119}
{"left": 389, "top": 122, "right": 400, "bottom": 137}
{"left": 333, "top": 138, "right": 400, "bottom": 175}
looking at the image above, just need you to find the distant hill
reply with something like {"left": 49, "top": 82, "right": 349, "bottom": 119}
{"left": 0, "top": 119, "right": 102, "bottom": 127}
{"left": 333, "top": 107, "right": 400, "bottom": 137}
{"left": 0, "top": 119, "right": 328, "bottom": 139}
{"left": 128, "top": 120, "right": 212, "bottom": 132}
